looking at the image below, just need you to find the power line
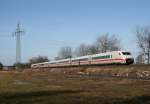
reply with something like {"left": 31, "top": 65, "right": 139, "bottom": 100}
{"left": 0, "top": 35, "right": 12, "bottom": 37}
{"left": 48, "top": 39, "right": 79, "bottom": 45}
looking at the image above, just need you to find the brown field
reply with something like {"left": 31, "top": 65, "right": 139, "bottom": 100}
{"left": 0, "top": 68, "right": 150, "bottom": 104}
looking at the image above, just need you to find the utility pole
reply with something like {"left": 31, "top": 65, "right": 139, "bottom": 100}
{"left": 13, "top": 23, "right": 24, "bottom": 63}
{"left": 148, "top": 37, "right": 150, "bottom": 64}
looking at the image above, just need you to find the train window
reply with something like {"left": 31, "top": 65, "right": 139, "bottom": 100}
{"left": 122, "top": 52, "right": 131, "bottom": 55}
{"left": 72, "top": 60, "right": 79, "bottom": 62}
{"left": 92, "top": 55, "right": 110, "bottom": 59}
{"left": 40, "top": 64, "right": 44, "bottom": 66}
{"left": 59, "top": 61, "right": 68, "bottom": 63}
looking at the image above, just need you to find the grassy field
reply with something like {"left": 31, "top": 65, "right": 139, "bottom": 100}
{"left": 0, "top": 70, "right": 150, "bottom": 104}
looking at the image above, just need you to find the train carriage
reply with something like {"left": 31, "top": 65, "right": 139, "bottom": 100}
{"left": 31, "top": 51, "right": 134, "bottom": 69}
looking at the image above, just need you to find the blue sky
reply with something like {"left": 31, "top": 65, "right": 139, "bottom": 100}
{"left": 0, "top": 0, "right": 150, "bottom": 65}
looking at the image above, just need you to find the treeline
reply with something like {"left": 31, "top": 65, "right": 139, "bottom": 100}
{"left": 56, "top": 25, "right": 150, "bottom": 64}
{"left": 13, "top": 56, "right": 49, "bottom": 69}
{"left": 0, "top": 56, "right": 49, "bottom": 70}
{"left": 55, "top": 33, "right": 121, "bottom": 60}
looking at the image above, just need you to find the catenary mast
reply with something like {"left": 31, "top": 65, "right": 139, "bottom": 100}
{"left": 14, "top": 23, "right": 24, "bottom": 63}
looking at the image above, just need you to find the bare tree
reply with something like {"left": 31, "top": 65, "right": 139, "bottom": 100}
{"left": 87, "top": 45, "right": 98, "bottom": 55}
{"left": 96, "top": 34, "right": 121, "bottom": 53}
{"left": 135, "top": 26, "right": 150, "bottom": 64}
{"left": 75, "top": 44, "right": 98, "bottom": 56}
{"left": 75, "top": 44, "right": 90, "bottom": 56}
{"left": 75, "top": 34, "right": 120, "bottom": 56}
{"left": 29, "top": 56, "right": 49, "bottom": 64}
{"left": 54, "top": 56, "right": 62, "bottom": 60}
{"left": 136, "top": 53, "right": 146, "bottom": 64}
{"left": 58, "top": 46, "right": 72, "bottom": 59}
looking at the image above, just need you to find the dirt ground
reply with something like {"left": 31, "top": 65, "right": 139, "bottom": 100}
{"left": 0, "top": 68, "right": 150, "bottom": 104}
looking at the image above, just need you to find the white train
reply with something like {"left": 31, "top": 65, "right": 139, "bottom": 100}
{"left": 31, "top": 51, "right": 134, "bottom": 69}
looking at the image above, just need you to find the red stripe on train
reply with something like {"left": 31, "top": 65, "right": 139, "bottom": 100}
{"left": 72, "top": 58, "right": 125, "bottom": 64}
{"left": 53, "top": 58, "right": 125, "bottom": 65}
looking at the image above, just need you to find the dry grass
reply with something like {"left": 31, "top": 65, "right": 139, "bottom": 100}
{"left": 0, "top": 70, "right": 150, "bottom": 104}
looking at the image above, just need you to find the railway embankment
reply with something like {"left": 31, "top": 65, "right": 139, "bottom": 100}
{"left": 28, "top": 65, "right": 150, "bottom": 79}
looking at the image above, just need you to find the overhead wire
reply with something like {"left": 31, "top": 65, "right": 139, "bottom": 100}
{"left": 0, "top": 35, "right": 12, "bottom": 38}
{"left": 0, "top": 33, "right": 80, "bottom": 47}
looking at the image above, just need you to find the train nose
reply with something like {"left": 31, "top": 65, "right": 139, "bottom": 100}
{"left": 126, "top": 58, "right": 134, "bottom": 64}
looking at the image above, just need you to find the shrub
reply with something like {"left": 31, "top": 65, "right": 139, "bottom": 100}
{"left": 0, "top": 62, "right": 3, "bottom": 70}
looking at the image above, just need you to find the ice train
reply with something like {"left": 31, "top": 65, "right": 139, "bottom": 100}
{"left": 31, "top": 51, "right": 134, "bottom": 69}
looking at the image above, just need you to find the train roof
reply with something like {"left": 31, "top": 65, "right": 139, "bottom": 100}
{"left": 71, "top": 55, "right": 89, "bottom": 60}
{"left": 45, "top": 58, "right": 71, "bottom": 64}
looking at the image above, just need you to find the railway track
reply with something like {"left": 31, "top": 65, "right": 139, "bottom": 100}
{"left": 71, "top": 65, "right": 149, "bottom": 80}
{"left": 40, "top": 64, "right": 150, "bottom": 69}
{"left": 32, "top": 64, "right": 150, "bottom": 80}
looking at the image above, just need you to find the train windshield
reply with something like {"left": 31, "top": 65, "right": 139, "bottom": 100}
{"left": 122, "top": 52, "right": 131, "bottom": 55}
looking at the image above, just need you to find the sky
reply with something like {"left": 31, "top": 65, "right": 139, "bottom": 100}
{"left": 0, "top": 0, "right": 150, "bottom": 65}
